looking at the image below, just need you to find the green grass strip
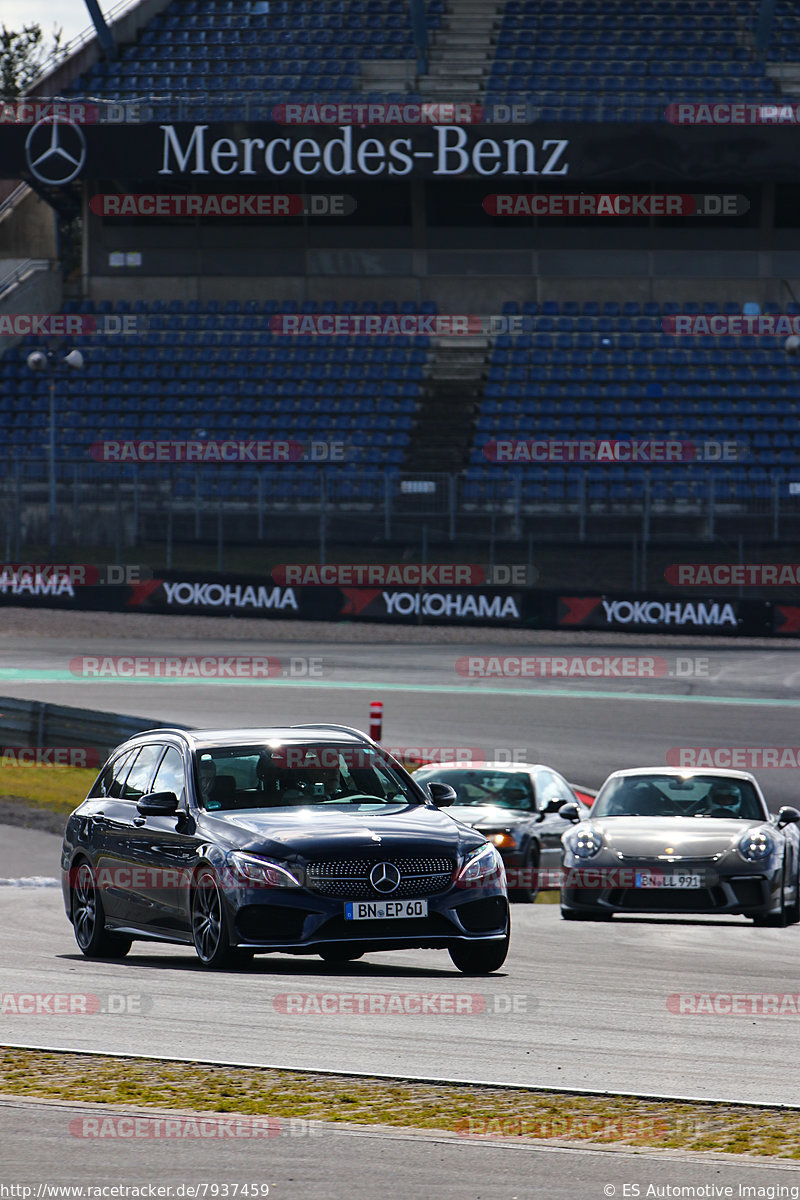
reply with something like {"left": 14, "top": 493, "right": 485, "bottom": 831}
{"left": 1, "top": 1048, "right": 798, "bottom": 1156}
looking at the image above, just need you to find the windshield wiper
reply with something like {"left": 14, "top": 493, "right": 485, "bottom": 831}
{"left": 317, "top": 793, "right": 405, "bottom": 804}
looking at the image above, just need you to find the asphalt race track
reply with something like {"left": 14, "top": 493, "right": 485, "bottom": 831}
{"left": 4, "top": 1097, "right": 800, "bottom": 1200}
{"left": 3, "top": 618, "right": 800, "bottom": 1195}
{"left": 3, "top": 824, "right": 800, "bottom": 1105}
{"left": 1, "top": 624, "right": 800, "bottom": 803}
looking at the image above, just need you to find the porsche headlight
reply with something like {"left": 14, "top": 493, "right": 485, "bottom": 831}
{"left": 738, "top": 830, "right": 774, "bottom": 863}
{"left": 228, "top": 852, "right": 302, "bottom": 888}
{"left": 571, "top": 828, "right": 603, "bottom": 859}
{"left": 456, "top": 842, "right": 504, "bottom": 886}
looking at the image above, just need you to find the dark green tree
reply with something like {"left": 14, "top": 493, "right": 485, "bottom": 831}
{"left": 0, "top": 23, "right": 65, "bottom": 98}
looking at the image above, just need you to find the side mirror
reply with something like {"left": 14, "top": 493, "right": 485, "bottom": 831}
{"left": 428, "top": 782, "right": 458, "bottom": 808}
{"left": 536, "top": 797, "right": 565, "bottom": 822}
{"left": 137, "top": 790, "right": 179, "bottom": 816}
{"left": 558, "top": 802, "right": 581, "bottom": 823}
{"left": 777, "top": 806, "right": 800, "bottom": 828}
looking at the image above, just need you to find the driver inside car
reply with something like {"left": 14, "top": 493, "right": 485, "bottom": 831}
{"left": 294, "top": 765, "right": 343, "bottom": 800}
{"left": 258, "top": 752, "right": 347, "bottom": 805}
{"left": 707, "top": 782, "right": 743, "bottom": 815}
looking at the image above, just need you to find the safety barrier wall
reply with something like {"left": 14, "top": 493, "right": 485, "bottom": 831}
{"left": 0, "top": 568, "right": 797, "bottom": 635}
{"left": 0, "top": 693, "right": 192, "bottom": 760}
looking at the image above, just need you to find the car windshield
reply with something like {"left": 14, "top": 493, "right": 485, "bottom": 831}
{"left": 421, "top": 769, "right": 534, "bottom": 811}
{"left": 592, "top": 774, "right": 765, "bottom": 820}
{"left": 195, "top": 742, "right": 420, "bottom": 811}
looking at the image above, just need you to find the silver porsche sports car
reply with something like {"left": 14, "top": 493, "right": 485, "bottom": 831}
{"left": 559, "top": 767, "right": 800, "bottom": 925}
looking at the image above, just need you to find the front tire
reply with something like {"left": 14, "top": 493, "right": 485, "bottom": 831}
{"left": 71, "top": 860, "right": 132, "bottom": 959}
{"left": 449, "top": 930, "right": 509, "bottom": 975}
{"left": 785, "top": 870, "right": 800, "bottom": 925}
{"left": 752, "top": 865, "right": 790, "bottom": 927}
{"left": 751, "top": 911, "right": 788, "bottom": 927}
{"left": 191, "top": 867, "right": 235, "bottom": 968}
{"left": 511, "top": 846, "right": 540, "bottom": 904}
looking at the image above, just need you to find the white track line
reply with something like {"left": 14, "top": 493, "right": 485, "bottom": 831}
{"left": 0, "top": 877, "right": 59, "bottom": 887}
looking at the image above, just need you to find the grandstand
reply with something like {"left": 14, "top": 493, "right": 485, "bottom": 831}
{"left": 2, "top": 0, "right": 800, "bottom": 567}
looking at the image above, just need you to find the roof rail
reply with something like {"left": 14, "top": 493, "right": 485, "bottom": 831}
{"left": 120, "top": 725, "right": 195, "bottom": 742}
{"left": 290, "top": 723, "right": 375, "bottom": 743}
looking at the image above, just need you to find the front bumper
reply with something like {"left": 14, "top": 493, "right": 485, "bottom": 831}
{"left": 225, "top": 884, "right": 509, "bottom": 953}
{"left": 560, "top": 857, "right": 781, "bottom": 916}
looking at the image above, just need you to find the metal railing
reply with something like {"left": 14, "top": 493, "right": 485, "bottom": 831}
{"left": 0, "top": 461, "right": 797, "bottom": 559}
{"left": 26, "top": 0, "right": 151, "bottom": 91}
{"left": 0, "top": 185, "right": 32, "bottom": 226}
{"left": 0, "top": 258, "right": 53, "bottom": 301}
{"left": 0, "top": 694, "right": 192, "bottom": 761}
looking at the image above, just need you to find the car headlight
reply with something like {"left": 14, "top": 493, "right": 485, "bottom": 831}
{"left": 456, "top": 842, "right": 505, "bottom": 887}
{"left": 479, "top": 831, "right": 518, "bottom": 851}
{"left": 571, "top": 828, "right": 603, "bottom": 859}
{"left": 228, "top": 852, "right": 302, "bottom": 888}
{"left": 738, "top": 830, "right": 775, "bottom": 863}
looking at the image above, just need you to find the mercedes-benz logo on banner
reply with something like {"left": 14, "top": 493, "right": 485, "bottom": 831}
{"left": 370, "top": 862, "right": 401, "bottom": 894}
{"left": 25, "top": 118, "right": 86, "bottom": 185}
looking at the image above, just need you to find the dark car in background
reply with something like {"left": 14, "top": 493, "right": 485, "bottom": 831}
{"left": 61, "top": 725, "right": 509, "bottom": 973}
{"left": 412, "top": 762, "right": 591, "bottom": 901}
{"left": 560, "top": 767, "right": 800, "bottom": 924}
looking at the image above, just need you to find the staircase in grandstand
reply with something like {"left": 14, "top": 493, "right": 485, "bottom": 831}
{"left": 405, "top": 337, "right": 488, "bottom": 473}
{"left": 416, "top": 0, "right": 503, "bottom": 100}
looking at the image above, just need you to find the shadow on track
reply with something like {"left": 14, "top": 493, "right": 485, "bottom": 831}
{"left": 54, "top": 952, "right": 505, "bottom": 978}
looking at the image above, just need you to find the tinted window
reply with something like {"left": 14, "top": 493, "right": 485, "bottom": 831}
{"left": 593, "top": 774, "right": 765, "bottom": 820}
{"left": 122, "top": 744, "right": 167, "bottom": 801}
{"left": 420, "top": 769, "right": 534, "bottom": 810}
{"left": 194, "top": 742, "right": 418, "bottom": 811}
{"left": 151, "top": 746, "right": 187, "bottom": 806}
{"left": 91, "top": 748, "right": 137, "bottom": 799}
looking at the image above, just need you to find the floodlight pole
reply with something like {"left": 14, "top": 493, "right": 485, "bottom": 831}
{"left": 26, "top": 348, "right": 84, "bottom": 555}
{"left": 48, "top": 376, "right": 56, "bottom": 553}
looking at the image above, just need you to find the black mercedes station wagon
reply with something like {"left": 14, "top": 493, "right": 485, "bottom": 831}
{"left": 61, "top": 725, "right": 510, "bottom": 973}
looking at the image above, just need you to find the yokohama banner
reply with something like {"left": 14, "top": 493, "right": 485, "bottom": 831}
{"left": 557, "top": 594, "right": 773, "bottom": 635}
{"left": 129, "top": 574, "right": 536, "bottom": 626}
{"left": 0, "top": 570, "right": 794, "bottom": 634}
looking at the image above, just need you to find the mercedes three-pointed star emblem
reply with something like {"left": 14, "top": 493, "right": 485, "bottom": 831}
{"left": 369, "top": 862, "right": 401, "bottom": 894}
{"left": 25, "top": 118, "right": 87, "bottom": 185}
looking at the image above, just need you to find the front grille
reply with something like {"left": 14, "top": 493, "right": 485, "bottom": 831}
{"left": 305, "top": 856, "right": 454, "bottom": 899}
{"left": 608, "top": 888, "right": 719, "bottom": 912}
